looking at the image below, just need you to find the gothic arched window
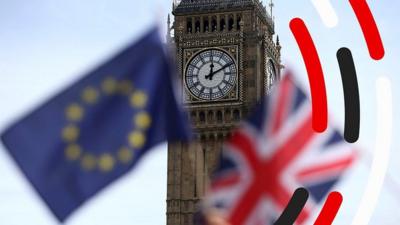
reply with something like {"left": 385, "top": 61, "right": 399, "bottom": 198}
{"left": 190, "top": 111, "right": 197, "bottom": 122}
{"left": 217, "top": 111, "right": 223, "bottom": 123}
{"left": 233, "top": 109, "right": 240, "bottom": 121}
{"left": 208, "top": 111, "right": 214, "bottom": 123}
{"left": 225, "top": 109, "right": 231, "bottom": 122}
{"left": 211, "top": 17, "right": 217, "bottom": 32}
{"left": 186, "top": 18, "right": 193, "bottom": 33}
{"left": 228, "top": 15, "right": 234, "bottom": 31}
{"left": 199, "top": 111, "right": 205, "bottom": 123}
{"left": 203, "top": 18, "right": 209, "bottom": 32}
{"left": 195, "top": 19, "right": 201, "bottom": 33}
{"left": 236, "top": 15, "right": 242, "bottom": 30}
{"left": 220, "top": 18, "right": 226, "bottom": 31}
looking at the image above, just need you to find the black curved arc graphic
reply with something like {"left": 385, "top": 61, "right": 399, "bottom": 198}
{"left": 274, "top": 188, "right": 309, "bottom": 225}
{"left": 337, "top": 47, "right": 361, "bottom": 143}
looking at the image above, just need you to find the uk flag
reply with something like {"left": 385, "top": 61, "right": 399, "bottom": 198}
{"left": 204, "top": 72, "right": 358, "bottom": 225}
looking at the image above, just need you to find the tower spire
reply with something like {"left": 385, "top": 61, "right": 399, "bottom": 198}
{"left": 269, "top": 0, "right": 274, "bottom": 18}
{"left": 166, "top": 14, "right": 171, "bottom": 41}
{"left": 167, "top": 13, "right": 171, "bottom": 29}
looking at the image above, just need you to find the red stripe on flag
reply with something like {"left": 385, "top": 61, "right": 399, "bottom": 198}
{"left": 211, "top": 173, "right": 241, "bottom": 191}
{"left": 271, "top": 76, "right": 294, "bottom": 135}
{"left": 295, "top": 154, "right": 356, "bottom": 181}
{"left": 229, "top": 131, "right": 260, "bottom": 172}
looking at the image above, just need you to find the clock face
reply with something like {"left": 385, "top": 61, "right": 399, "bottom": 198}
{"left": 185, "top": 49, "right": 237, "bottom": 101}
{"left": 267, "top": 60, "right": 277, "bottom": 88}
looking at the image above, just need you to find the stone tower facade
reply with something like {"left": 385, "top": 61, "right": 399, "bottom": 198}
{"left": 166, "top": 1, "right": 281, "bottom": 224}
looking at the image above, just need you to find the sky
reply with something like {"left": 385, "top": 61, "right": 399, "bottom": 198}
{"left": 0, "top": 0, "right": 399, "bottom": 225}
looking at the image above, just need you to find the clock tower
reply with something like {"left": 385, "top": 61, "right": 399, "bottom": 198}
{"left": 166, "top": 1, "right": 281, "bottom": 224}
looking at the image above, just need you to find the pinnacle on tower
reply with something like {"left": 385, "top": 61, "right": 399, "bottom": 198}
{"left": 269, "top": 0, "right": 274, "bottom": 18}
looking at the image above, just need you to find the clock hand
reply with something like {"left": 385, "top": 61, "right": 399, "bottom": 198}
{"left": 207, "top": 62, "right": 234, "bottom": 80}
{"left": 205, "top": 63, "right": 215, "bottom": 80}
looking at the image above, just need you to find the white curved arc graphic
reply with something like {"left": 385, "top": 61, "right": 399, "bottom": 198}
{"left": 351, "top": 76, "right": 393, "bottom": 225}
{"left": 311, "top": 0, "right": 339, "bottom": 28}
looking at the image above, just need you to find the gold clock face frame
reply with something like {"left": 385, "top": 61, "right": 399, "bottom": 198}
{"left": 184, "top": 48, "right": 238, "bottom": 101}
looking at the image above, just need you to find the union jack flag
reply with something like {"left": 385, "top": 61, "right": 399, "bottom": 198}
{"left": 204, "top": 72, "right": 357, "bottom": 225}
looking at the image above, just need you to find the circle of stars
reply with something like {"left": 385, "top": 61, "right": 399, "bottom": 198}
{"left": 61, "top": 77, "right": 151, "bottom": 173}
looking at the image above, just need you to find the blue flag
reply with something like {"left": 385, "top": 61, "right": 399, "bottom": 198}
{"left": 1, "top": 27, "right": 192, "bottom": 222}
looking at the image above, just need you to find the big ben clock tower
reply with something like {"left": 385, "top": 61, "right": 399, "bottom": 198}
{"left": 166, "top": 1, "right": 281, "bottom": 224}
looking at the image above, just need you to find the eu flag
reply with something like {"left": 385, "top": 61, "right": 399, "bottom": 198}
{"left": 1, "top": 27, "right": 192, "bottom": 222}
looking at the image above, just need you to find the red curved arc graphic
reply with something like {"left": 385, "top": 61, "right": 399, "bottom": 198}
{"left": 276, "top": 189, "right": 343, "bottom": 225}
{"left": 349, "top": 0, "right": 385, "bottom": 60}
{"left": 289, "top": 18, "right": 328, "bottom": 133}
{"left": 314, "top": 192, "right": 343, "bottom": 225}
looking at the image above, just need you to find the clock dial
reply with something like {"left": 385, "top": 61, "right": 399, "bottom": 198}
{"left": 267, "top": 60, "right": 277, "bottom": 88}
{"left": 185, "top": 49, "right": 237, "bottom": 100}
